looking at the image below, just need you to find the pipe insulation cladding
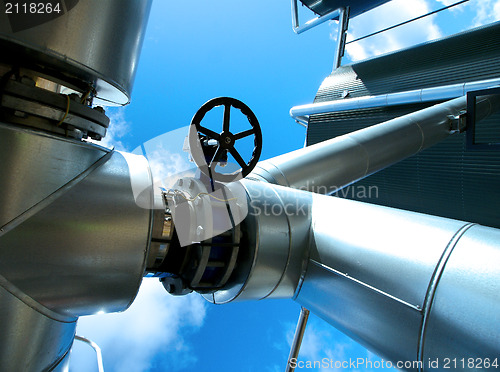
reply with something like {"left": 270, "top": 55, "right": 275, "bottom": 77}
{"left": 0, "top": 122, "right": 154, "bottom": 371}
{"left": 251, "top": 94, "right": 500, "bottom": 195}
{"left": 220, "top": 93, "right": 500, "bottom": 370}
{"left": 220, "top": 180, "right": 500, "bottom": 371}
{"left": 0, "top": 0, "right": 152, "bottom": 105}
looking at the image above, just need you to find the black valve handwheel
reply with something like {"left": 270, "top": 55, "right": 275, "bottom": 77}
{"left": 189, "top": 97, "right": 262, "bottom": 183}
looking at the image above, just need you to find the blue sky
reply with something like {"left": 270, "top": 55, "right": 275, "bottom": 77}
{"left": 71, "top": 1, "right": 500, "bottom": 371}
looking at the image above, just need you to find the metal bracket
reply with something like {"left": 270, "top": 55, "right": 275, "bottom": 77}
{"left": 448, "top": 111, "right": 467, "bottom": 134}
{"left": 466, "top": 87, "right": 500, "bottom": 151}
{"left": 291, "top": 0, "right": 342, "bottom": 34}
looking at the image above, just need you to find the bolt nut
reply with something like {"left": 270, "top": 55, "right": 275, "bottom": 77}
{"left": 93, "top": 106, "right": 105, "bottom": 114}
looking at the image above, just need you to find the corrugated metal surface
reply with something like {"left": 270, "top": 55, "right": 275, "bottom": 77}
{"left": 307, "top": 22, "right": 500, "bottom": 228}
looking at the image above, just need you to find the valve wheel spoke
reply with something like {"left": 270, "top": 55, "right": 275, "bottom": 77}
{"left": 233, "top": 128, "right": 255, "bottom": 140}
{"left": 229, "top": 148, "right": 247, "bottom": 169}
{"left": 223, "top": 104, "right": 231, "bottom": 133}
{"left": 198, "top": 125, "right": 220, "bottom": 140}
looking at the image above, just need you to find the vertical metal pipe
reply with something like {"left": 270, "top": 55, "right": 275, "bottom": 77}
{"left": 291, "top": 0, "right": 300, "bottom": 30}
{"left": 286, "top": 307, "right": 310, "bottom": 372}
{"left": 333, "top": 7, "right": 348, "bottom": 70}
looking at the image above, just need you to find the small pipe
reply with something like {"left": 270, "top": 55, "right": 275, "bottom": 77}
{"left": 291, "top": 0, "right": 299, "bottom": 30}
{"left": 292, "top": 0, "right": 341, "bottom": 35}
{"left": 74, "top": 335, "right": 104, "bottom": 372}
{"left": 290, "top": 78, "right": 500, "bottom": 122}
{"left": 285, "top": 307, "right": 310, "bottom": 372}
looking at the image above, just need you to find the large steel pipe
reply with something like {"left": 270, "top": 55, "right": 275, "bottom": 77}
{"left": 0, "top": 122, "right": 154, "bottom": 371}
{"left": 0, "top": 0, "right": 152, "bottom": 105}
{"left": 0, "top": 281, "right": 76, "bottom": 371}
{"left": 295, "top": 195, "right": 500, "bottom": 371}
{"left": 251, "top": 95, "right": 500, "bottom": 194}
{"left": 0, "top": 125, "right": 152, "bottom": 316}
{"left": 214, "top": 181, "right": 499, "bottom": 371}
{"left": 0, "top": 123, "right": 153, "bottom": 317}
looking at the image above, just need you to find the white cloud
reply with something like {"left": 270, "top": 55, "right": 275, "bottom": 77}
{"left": 433, "top": 0, "right": 500, "bottom": 27}
{"left": 87, "top": 108, "right": 130, "bottom": 151}
{"left": 329, "top": 0, "right": 500, "bottom": 64}
{"left": 336, "top": 0, "right": 442, "bottom": 62}
{"left": 435, "top": 0, "right": 457, "bottom": 6}
{"left": 146, "top": 145, "right": 195, "bottom": 189}
{"left": 133, "top": 126, "right": 196, "bottom": 189}
{"left": 71, "top": 279, "right": 207, "bottom": 372}
{"left": 472, "top": 0, "right": 500, "bottom": 26}
{"left": 281, "top": 316, "right": 396, "bottom": 372}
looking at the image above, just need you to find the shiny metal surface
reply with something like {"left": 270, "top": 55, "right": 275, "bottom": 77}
{"left": 0, "top": 280, "right": 76, "bottom": 371}
{"left": 0, "top": 124, "right": 153, "bottom": 317}
{"left": 208, "top": 180, "right": 312, "bottom": 303}
{"left": 146, "top": 190, "right": 173, "bottom": 270}
{"left": 253, "top": 95, "right": 500, "bottom": 193}
{"left": 291, "top": 0, "right": 341, "bottom": 34}
{"left": 286, "top": 307, "right": 310, "bottom": 372}
{"left": 293, "top": 195, "right": 500, "bottom": 370}
{"left": 422, "top": 225, "right": 500, "bottom": 369}
{"left": 308, "top": 197, "right": 469, "bottom": 308}
{"left": 0, "top": 0, "right": 152, "bottom": 105}
{"left": 298, "top": 260, "right": 422, "bottom": 368}
{"left": 289, "top": 78, "right": 500, "bottom": 121}
{"left": 212, "top": 176, "right": 499, "bottom": 368}
{"left": 52, "top": 350, "right": 72, "bottom": 372}
{"left": 74, "top": 335, "right": 104, "bottom": 372}
{"left": 0, "top": 123, "right": 105, "bottom": 228}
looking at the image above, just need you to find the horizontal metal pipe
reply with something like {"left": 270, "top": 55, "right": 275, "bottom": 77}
{"left": 290, "top": 77, "right": 500, "bottom": 121}
{"left": 292, "top": 0, "right": 340, "bottom": 34}
{"left": 253, "top": 94, "right": 500, "bottom": 193}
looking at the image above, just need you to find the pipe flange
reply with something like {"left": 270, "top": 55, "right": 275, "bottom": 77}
{"left": 0, "top": 76, "right": 109, "bottom": 140}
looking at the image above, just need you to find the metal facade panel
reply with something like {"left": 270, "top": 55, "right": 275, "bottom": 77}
{"left": 313, "top": 22, "right": 500, "bottom": 104}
